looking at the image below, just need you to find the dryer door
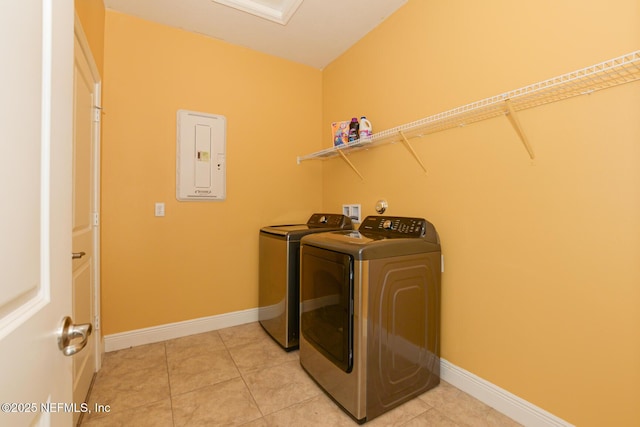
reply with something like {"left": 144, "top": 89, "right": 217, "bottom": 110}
{"left": 300, "top": 245, "right": 353, "bottom": 373}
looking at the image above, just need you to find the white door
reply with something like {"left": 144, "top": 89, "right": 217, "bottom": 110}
{"left": 72, "top": 20, "right": 101, "bottom": 426}
{"left": 0, "top": 1, "right": 76, "bottom": 426}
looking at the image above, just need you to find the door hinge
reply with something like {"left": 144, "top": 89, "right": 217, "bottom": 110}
{"left": 92, "top": 212, "right": 99, "bottom": 227}
{"left": 93, "top": 106, "right": 101, "bottom": 123}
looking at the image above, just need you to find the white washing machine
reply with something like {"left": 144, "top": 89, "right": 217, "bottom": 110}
{"left": 299, "top": 216, "right": 441, "bottom": 423}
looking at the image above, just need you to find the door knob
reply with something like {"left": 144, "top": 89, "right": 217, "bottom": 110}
{"left": 57, "top": 316, "right": 92, "bottom": 356}
{"left": 72, "top": 251, "right": 86, "bottom": 259}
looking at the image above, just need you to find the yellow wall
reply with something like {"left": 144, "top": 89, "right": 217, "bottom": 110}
{"left": 321, "top": 1, "right": 639, "bottom": 426}
{"left": 101, "top": 11, "right": 323, "bottom": 334}
{"left": 98, "top": 1, "right": 639, "bottom": 424}
{"left": 74, "top": 0, "right": 105, "bottom": 77}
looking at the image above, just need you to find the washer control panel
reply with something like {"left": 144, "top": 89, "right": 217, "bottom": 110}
{"left": 307, "top": 213, "right": 353, "bottom": 228}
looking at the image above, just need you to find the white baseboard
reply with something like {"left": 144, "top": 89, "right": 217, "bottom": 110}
{"left": 440, "top": 359, "right": 574, "bottom": 427}
{"left": 104, "top": 312, "right": 571, "bottom": 427}
{"left": 103, "top": 308, "right": 259, "bottom": 352}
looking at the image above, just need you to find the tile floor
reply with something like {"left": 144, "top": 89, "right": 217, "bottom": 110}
{"left": 80, "top": 322, "right": 521, "bottom": 426}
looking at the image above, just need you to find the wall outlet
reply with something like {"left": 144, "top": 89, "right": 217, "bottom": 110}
{"left": 342, "top": 204, "right": 361, "bottom": 223}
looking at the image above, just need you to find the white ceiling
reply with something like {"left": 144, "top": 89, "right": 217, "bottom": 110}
{"left": 104, "top": 0, "right": 408, "bottom": 69}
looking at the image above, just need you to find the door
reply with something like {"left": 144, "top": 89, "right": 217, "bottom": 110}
{"left": 72, "top": 18, "right": 101, "bottom": 425}
{"left": 0, "top": 1, "right": 75, "bottom": 426}
{"left": 300, "top": 245, "right": 354, "bottom": 372}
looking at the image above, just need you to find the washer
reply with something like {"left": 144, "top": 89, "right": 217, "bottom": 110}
{"left": 299, "top": 216, "right": 441, "bottom": 423}
{"left": 259, "top": 213, "right": 353, "bottom": 350}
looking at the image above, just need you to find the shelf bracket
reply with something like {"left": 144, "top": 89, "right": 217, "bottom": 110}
{"left": 337, "top": 148, "right": 364, "bottom": 180}
{"left": 504, "top": 99, "right": 535, "bottom": 160}
{"left": 399, "top": 131, "right": 428, "bottom": 173}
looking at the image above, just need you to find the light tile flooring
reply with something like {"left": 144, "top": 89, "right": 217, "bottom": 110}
{"left": 80, "top": 322, "right": 521, "bottom": 426}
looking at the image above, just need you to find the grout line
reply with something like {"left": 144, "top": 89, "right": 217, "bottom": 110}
{"left": 163, "top": 342, "right": 177, "bottom": 427}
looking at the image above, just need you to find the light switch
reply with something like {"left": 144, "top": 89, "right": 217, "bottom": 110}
{"left": 155, "top": 202, "right": 165, "bottom": 217}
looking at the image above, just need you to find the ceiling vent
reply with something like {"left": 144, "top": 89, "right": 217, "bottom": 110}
{"left": 212, "top": 0, "right": 304, "bottom": 25}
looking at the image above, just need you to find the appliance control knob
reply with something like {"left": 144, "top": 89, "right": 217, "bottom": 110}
{"left": 319, "top": 215, "right": 327, "bottom": 223}
{"left": 382, "top": 219, "right": 393, "bottom": 230}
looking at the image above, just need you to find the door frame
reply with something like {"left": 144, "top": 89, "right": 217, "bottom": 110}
{"left": 74, "top": 13, "right": 102, "bottom": 371}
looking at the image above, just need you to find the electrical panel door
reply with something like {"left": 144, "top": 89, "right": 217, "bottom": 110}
{"left": 176, "top": 110, "right": 226, "bottom": 201}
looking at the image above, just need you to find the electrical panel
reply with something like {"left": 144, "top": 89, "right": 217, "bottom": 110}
{"left": 176, "top": 110, "right": 226, "bottom": 201}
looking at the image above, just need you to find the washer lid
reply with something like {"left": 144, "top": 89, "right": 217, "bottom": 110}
{"left": 262, "top": 224, "right": 309, "bottom": 234}
{"left": 260, "top": 224, "right": 314, "bottom": 239}
{"left": 260, "top": 213, "right": 353, "bottom": 240}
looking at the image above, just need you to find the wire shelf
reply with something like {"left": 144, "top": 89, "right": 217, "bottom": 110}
{"left": 297, "top": 50, "right": 640, "bottom": 164}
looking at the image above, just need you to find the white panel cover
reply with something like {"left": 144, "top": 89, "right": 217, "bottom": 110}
{"left": 176, "top": 110, "right": 226, "bottom": 201}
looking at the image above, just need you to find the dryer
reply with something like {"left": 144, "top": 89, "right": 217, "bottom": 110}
{"left": 299, "top": 216, "right": 441, "bottom": 423}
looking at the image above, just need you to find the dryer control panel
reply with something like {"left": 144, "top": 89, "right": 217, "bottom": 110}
{"left": 359, "top": 216, "right": 439, "bottom": 243}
